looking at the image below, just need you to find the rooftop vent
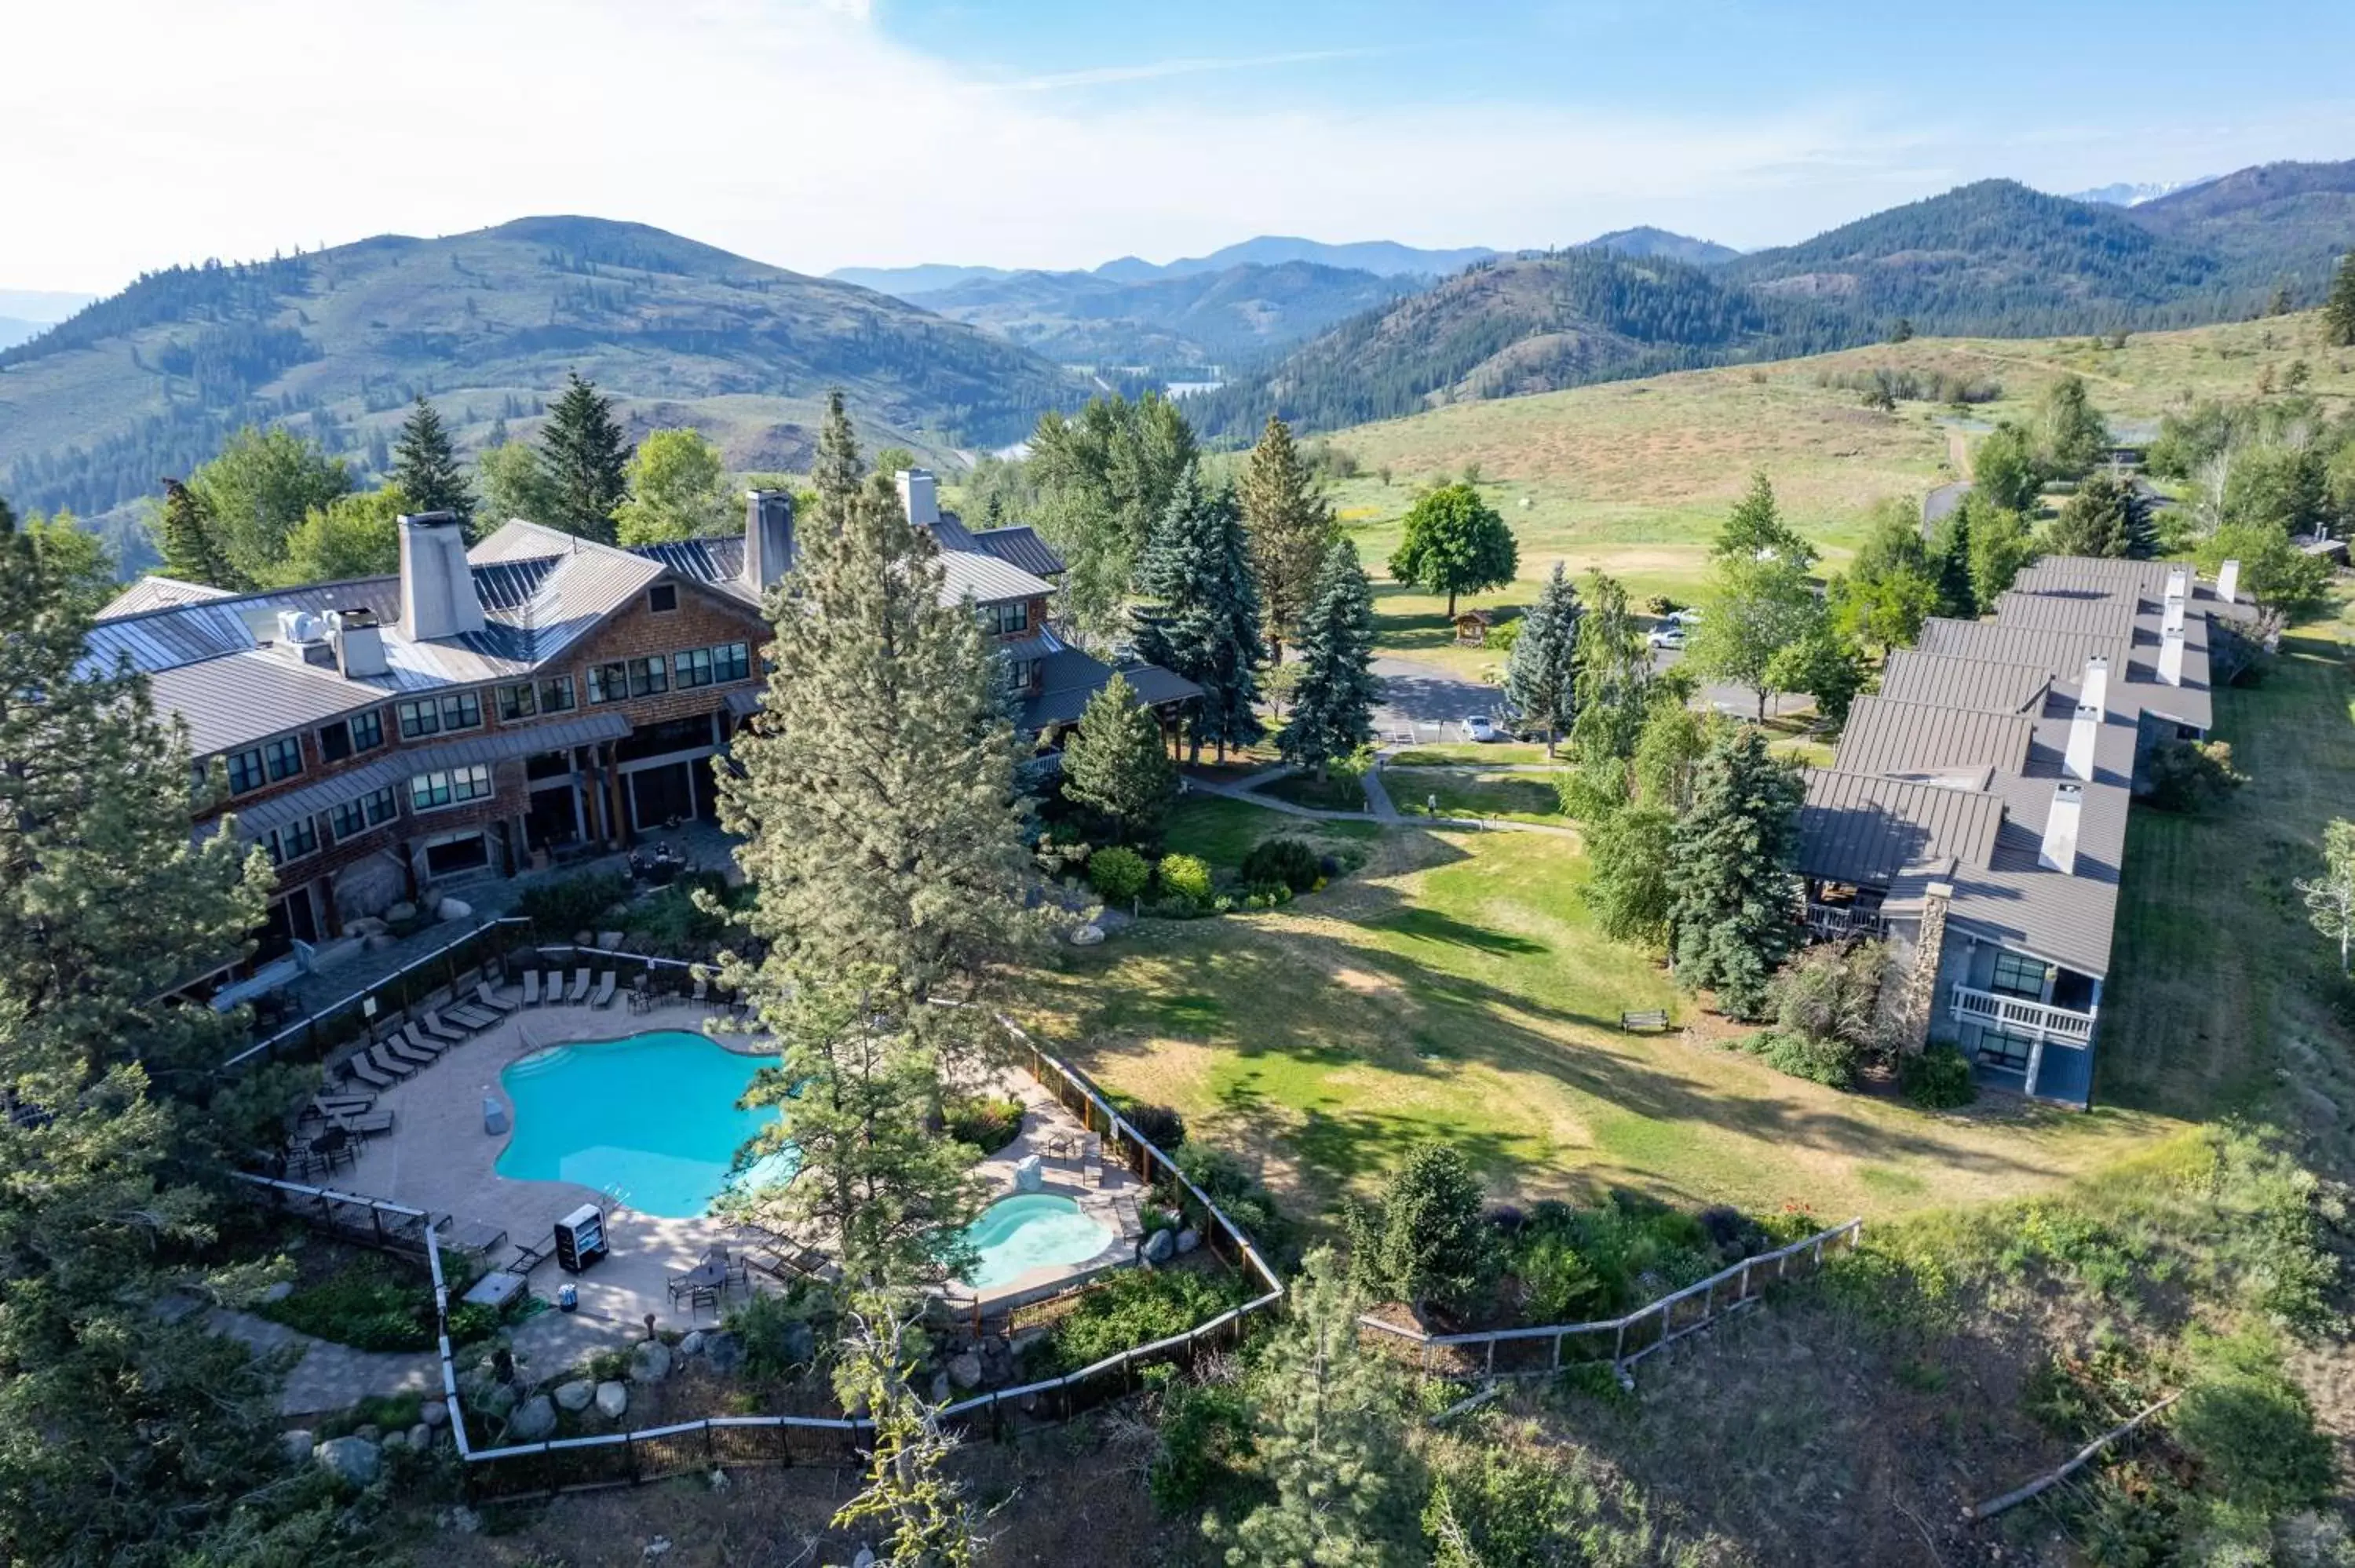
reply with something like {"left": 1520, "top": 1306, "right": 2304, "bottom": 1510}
{"left": 398, "top": 512, "right": 486, "bottom": 642}
{"left": 896, "top": 468, "right": 939, "bottom": 528}
{"left": 2063, "top": 656, "right": 2107, "bottom": 782}
{"left": 743, "top": 490, "right": 794, "bottom": 595}
{"left": 274, "top": 609, "right": 337, "bottom": 669}
{"left": 328, "top": 607, "right": 388, "bottom": 679}
{"left": 2039, "top": 782, "right": 2084, "bottom": 875}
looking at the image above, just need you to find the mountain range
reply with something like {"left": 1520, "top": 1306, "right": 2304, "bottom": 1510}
{"left": 828, "top": 235, "right": 1499, "bottom": 300}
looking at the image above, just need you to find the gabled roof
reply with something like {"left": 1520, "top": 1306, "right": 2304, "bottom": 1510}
{"left": 969, "top": 525, "right": 1065, "bottom": 578}
{"left": 1796, "top": 771, "right": 2005, "bottom": 888}
{"left": 1878, "top": 651, "right": 2051, "bottom": 714}
{"left": 1833, "top": 697, "right": 2034, "bottom": 781}
{"left": 96, "top": 575, "right": 234, "bottom": 618}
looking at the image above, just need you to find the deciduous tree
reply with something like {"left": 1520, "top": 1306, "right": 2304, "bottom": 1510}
{"left": 2036, "top": 374, "right": 2110, "bottom": 478}
{"left": 1689, "top": 553, "right": 1824, "bottom": 721}
{"left": 539, "top": 370, "right": 630, "bottom": 542}
{"left": 475, "top": 438, "right": 561, "bottom": 529}
{"left": 1963, "top": 494, "right": 2038, "bottom": 604}
{"left": 831, "top": 1295, "right": 987, "bottom": 1566}
{"left": 1502, "top": 562, "right": 1580, "bottom": 757}
{"left": 270, "top": 483, "right": 409, "bottom": 585}
{"left": 1387, "top": 483, "right": 1517, "bottom": 617}
{"left": 2197, "top": 520, "right": 2332, "bottom": 654}
{"left": 188, "top": 424, "right": 351, "bottom": 582}
{"left": 1029, "top": 393, "right": 1199, "bottom": 642}
{"left": 1567, "top": 570, "right": 1653, "bottom": 766}
{"left": 2295, "top": 819, "right": 2355, "bottom": 973}
{"left": 1061, "top": 672, "right": 1178, "bottom": 845}
{"left": 1134, "top": 465, "right": 1265, "bottom": 763}
{"left": 615, "top": 427, "right": 733, "bottom": 545}
{"left": 389, "top": 394, "right": 475, "bottom": 531}
{"left": 1828, "top": 502, "right": 1941, "bottom": 655}
{"left": 1714, "top": 471, "right": 1817, "bottom": 569}
{"left": 1585, "top": 802, "right": 1676, "bottom": 945}
{"left": 1667, "top": 725, "right": 1805, "bottom": 1019}
{"left": 1972, "top": 422, "right": 2043, "bottom": 515}
{"left": 1280, "top": 538, "right": 1380, "bottom": 778}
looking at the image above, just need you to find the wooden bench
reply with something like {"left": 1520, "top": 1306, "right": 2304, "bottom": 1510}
{"left": 1619, "top": 1008, "right": 1670, "bottom": 1033}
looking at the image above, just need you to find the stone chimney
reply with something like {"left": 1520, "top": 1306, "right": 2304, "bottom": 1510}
{"left": 329, "top": 607, "right": 388, "bottom": 679}
{"left": 1882, "top": 881, "right": 1954, "bottom": 1056}
{"left": 398, "top": 512, "right": 485, "bottom": 641}
{"left": 2064, "top": 657, "right": 2106, "bottom": 782}
{"left": 896, "top": 468, "right": 939, "bottom": 528}
{"left": 2216, "top": 558, "right": 2240, "bottom": 603}
{"left": 743, "top": 490, "right": 794, "bottom": 595}
{"left": 2039, "top": 782, "right": 2083, "bottom": 874}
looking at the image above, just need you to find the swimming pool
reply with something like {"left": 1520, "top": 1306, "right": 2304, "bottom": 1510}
{"left": 496, "top": 1031, "right": 795, "bottom": 1218}
{"left": 960, "top": 1193, "right": 1118, "bottom": 1290}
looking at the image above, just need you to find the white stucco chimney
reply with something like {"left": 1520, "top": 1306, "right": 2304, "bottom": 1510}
{"left": 397, "top": 512, "right": 485, "bottom": 641}
{"left": 2064, "top": 657, "right": 2107, "bottom": 782}
{"left": 2216, "top": 558, "right": 2240, "bottom": 603}
{"left": 2039, "top": 782, "right": 2084, "bottom": 875}
{"left": 896, "top": 468, "right": 939, "bottom": 528}
{"left": 2165, "top": 565, "right": 2189, "bottom": 603}
{"left": 2160, "top": 628, "right": 2185, "bottom": 686}
{"left": 743, "top": 490, "right": 794, "bottom": 594}
{"left": 2163, "top": 592, "right": 2186, "bottom": 636}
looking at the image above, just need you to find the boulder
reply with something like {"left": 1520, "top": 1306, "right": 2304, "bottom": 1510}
{"left": 1013, "top": 1154, "right": 1043, "bottom": 1194}
{"left": 509, "top": 1394, "right": 558, "bottom": 1442}
{"left": 475, "top": 1383, "right": 517, "bottom": 1420}
{"left": 261, "top": 1279, "right": 295, "bottom": 1304}
{"left": 385, "top": 901, "right": 418, "bottom": 924}
{"left": 436, "top": 896, "right": 472, "bottom": 921}
{"left": 419, "top": 1398, "right": 449, "bottom": 1429}
{"left": 1069, "top": 924, "right": 1105, "bottom": 947}
{"left": 440, "top": 1505, "right": 483, "bottom": 1534}
{"left": 595, "top": 1380, "right": 629, "bottom": 1420}
{"left": 947, "top": 1351, "right": 984, "bottom": 1391}
{"left": 380, "top": 1428, "right": 409, "bottom": 1453}
{"left": 703, "top": 1329, "right": 747, "bottom": 1375}
{"left": 707, "top": 1468, "right": 730, "bottom": 1493}
{"left": 346, "top": 916, "right": 389, "bottom": 938}
{"left": 407, "top": 1423, "right": 433, "bottom": 1453}
{"left": 313, "top": 1435, "right": 381, "bottom": 1487}
{"left": 928, "top": 1371, "right": 951, "bottom": 1406}
{"left": 554, "top": 1379, "right": 594, "bottom": 1413}
{"left": 281, "top": 1428, "right": 316, "bottom": 1468}
{"left": 677, "top": 1330, "right": 705, "bottom": 1358}
{"left": 629, "top": 1340, "right": 674, "bottom": 1384}
{"left": 1175, "top": 1227, "right": 1201, "bottom": 1255}
{"left": 597, "top": 930, "right": 625, "bottom": 950}
{"left": 354, "top": 1424, "right": 382, "bottom": 1444}
{"left": 364, "top": 933, "right": 396, "bottom": 951}
{"left": 979, "top": 1335, "right": 1013, "bottom": 1382}
{"left": 1142, "top": 1227, "right": 1176, "bottom": 1264}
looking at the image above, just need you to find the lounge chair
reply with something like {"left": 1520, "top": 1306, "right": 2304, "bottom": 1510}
{"left": 418, "top": 1011, "right": 467, "bottom": 1045}
{"left": 444, "top": 1002, "right": 499, "bottom": 1031}
{"left": 312, "top": 1092, "right": 374, "bottom": 1118}
{"left": 396, "top": 1024, "right": 447, "bottom": 1057}
{"left": 366, "top": 1044, "right": 418, "bottom": 1079}
{"left": 476, "top": 981, "right": 520, "bottom": 1015}
{"left": 566, "top": 968, "right": 592, "bottom": 1004}
{"left": 546, "top": 969, "right": 570, "bottom": 1005}
{"left": 333, "top": 1108, "right": 395, "bottom": 1136}
{"left": 345, "top": 1054, "right": 394, "bottom": 1091}
{"left": 589, "top": 972, "right": 617, "bottom": 1008}
{"left": 521, "top": 969, "right": 542, "bottom": 1007}
{"left": 383, "top": 1035, "right": 437, "bottom": 1070}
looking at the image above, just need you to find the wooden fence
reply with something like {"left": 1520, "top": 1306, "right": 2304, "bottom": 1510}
{"left": 1356, "top": 1216, "right": 1864, "bottom": 1382}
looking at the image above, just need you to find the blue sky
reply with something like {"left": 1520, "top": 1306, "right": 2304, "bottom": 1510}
{"left": 6, "top": 0, "right": 2352, "bottom": 293}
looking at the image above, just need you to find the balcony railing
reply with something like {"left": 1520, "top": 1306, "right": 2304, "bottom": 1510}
{"left": 1948, "top": 984, "right": 2097, "bottom": 1044}
{"left": 1804, "top": 903, "right": 1885, "bottom": 941}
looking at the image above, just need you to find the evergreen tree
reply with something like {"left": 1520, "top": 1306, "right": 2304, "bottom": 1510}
{"left": 1501, "top": 562, "right": 1580, "bottom": 757}
{"left": 1927, "top": 505, "right": 1977, "bottom": 616}
{"left": 485, "top": 414, "right": 510, "bottom": 449}
{"left": 1204, "top": 1248, "right": 1415, "bottom": 1568}
{"left": 153, "top": 476, "right": 243, "bottom": 588}
{"left": 811, "top": 388, "right": 864, "bottom": 507}
{"left": 1134, "top": 465, "right": 1265, "bottom": 764}
{"left": 1028, "top": 393, "right": 1199, "bottom": 642}
{"left": 1387, "top": 483, "right": 1517, "bottom": 616}
{"left": 1345, "top": 1140, "right": 1492, "bottom": 1317}
{"left": 1061, "top": 672, "right": 1178, "bottom": 845}
{"left": 1278, "top": 538, "right": 1380, "bottom": 778}
{"left": 539, "top": 370, "right": 630, "bottom": 542}
{"left": 1567, "top": 571, "right": 1653, "bottom": 767}
{"left": 2044, "top": 471, "right": 2151, "bottom": 559}
{"left": 1714, "top": 472, "right": 1817, "bottom": 569}
{"left": 1585, "top": 803, "right": 1677, "bottom": 946}
{"left": 831, "top": 1295, "right": 986, "bottom": 1566}
{"left": 0, "top": 512, "right": 327, "bottom": 1566}
{"left": 389, "top": 394, "right": 474, "bottom": 530}
{"left": 1667, "top": 726, "right": 1805, "bottom": 1019}
{"left": 2325, "top": 253, "right": 2355, "bottom": 349}
{"left": 1238, "top": 414, "right": 1338, "bottom": 662}
{"left": 717, "top": 399, "right": 1053, "bottom": 1073}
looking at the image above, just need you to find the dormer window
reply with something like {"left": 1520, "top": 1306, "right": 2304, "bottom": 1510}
{"left": 984, "top": 600, "right": 1030, "bottom": 637}
{"left": 648, "top": 584, "right": 678, "bottom": 614}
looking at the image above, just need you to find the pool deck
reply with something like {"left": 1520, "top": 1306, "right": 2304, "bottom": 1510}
{"left": 337, "top": 1001, "right": 772, "bottom": 1344}
{"left": 956, "top": 1067, "right": 1145, "bottom": 1315}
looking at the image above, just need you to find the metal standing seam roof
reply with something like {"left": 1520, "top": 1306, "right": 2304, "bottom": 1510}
{"left": 227, "top": 711, "right": 630, "bottom": 837}
{"left": 148, "top": 651, "right": 398, "bottom": 757}
{"left": 969, "top": 526, "right": 1066, "bottom": 578}
{"left": 1832, "top": 697, "right": 2034, "bottom": 779}
{"left": 1795, "top": 770, "right": 2006, "bottom": 888}
{"left": 1915, "top": 617, "right": 2124, "bottom": 673}
{"left": 1991, "top": 589, "right": 2141, "bottom": 640}
{"left": 96, "top": 575, "right": 235, "bottom": 618}
{"left": 1877, "top": 650, "right": 2054, "bottom": 714}
{"left": 1020, "top": 647, "right": 1203, "bottom": 731}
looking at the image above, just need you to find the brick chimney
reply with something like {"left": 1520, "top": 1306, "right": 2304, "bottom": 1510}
{"left": 398, "top": 512, "right": 485, "bottom": 641}
{"left": 743, "top": 490, "right": 794, "bottom": 595}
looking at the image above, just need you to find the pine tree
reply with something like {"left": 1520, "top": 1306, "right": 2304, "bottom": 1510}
{"left": 1345, "top": 1141, "right": 1492, "bottom": 1318}
{"left": 2325, "top": 253, "right": 2355, "bottom": 348}
{"left": 153, "top": 476, "right": 243, "bottom": 588}
{"left": 831, "top": 1295, "right": 986, "bottom": 1565}
{"left": 2045, "top": 471, "right": 2151, "bottom": 559}
{"left": 1927, "top": 505, "right": 1977, "bottom": 616}
{"left": 1567, "top": 571, "right": 1652, "bottom": 766}
{"left": 1502, "top": 562, "right": 1580, "bottom": 757}
{"left": 538, "top": 370, "right": 630, "bottom": 542}
{"left": 811, "top": 388, "right": 864, "bottom": 507}
{"left": 1134, "top": 465, "right": 1265, "bottom": 764}
{"left": 1667, "top": 726, "right": 1805, "bottom": 1019}
{"left": 1061, "top": 672, "right": 1178, "bottom": 845}
{"left": 1238, "top": 415, "right": 1337, "bottom": 662}
{"left": 390, "top": 394, "right": 474, "bottom": 531}
{"left": 1279, "top": 538, "right": 1380, "bottom": 778}
{"left": 1714, "top": 472, "right": 1817, "bottom": 569}
{"left": 716, "top": 399, "right": 1053, "bottom": 1070}
{"left": 0, "top": 512, "right": 318, "bottom": 1565}
{"left": 1204, "top": 1247, "right": 1415, "bottom": 1568}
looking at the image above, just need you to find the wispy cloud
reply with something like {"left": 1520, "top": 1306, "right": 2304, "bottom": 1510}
{"left": 1002, "top": 48, "right": 1382, "bottom": 93}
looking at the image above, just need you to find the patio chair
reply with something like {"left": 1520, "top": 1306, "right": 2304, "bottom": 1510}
{"left": 589, "top": 972, "right": 617, "bottom": 1008}
{"left": 365, "top": 1044, "right": 418, "bottom": 1079}
{"left": 383, "top": 1035, "right": 437, "bottom": 1070}
{"left": 476, "top": 980, "right": 520, "bottom": 1015}
{"left": 310, "top": 1125, "right": 354, "bottom": 1173}
{"left": 1081, "top": 1133, "right": 1104, "bottom": 1189}
{"left": 545, "top": 969, "right": 568, "bottom": 1005}
{"left": 521, "top": 969, "right": 542, "bottom": 1007}
{"left": 396, "top": 1024, "right": 447, "bottom": 1057}
{"left": 418, "top": 1011, "right": 468, "bottom": 1045}
{"left": 344, "top": 1053, "right": 394, "bottom": 1091}
{"left": 567, "top": 968, "right": 592, "bottom": 1004}
{"left": 444, "top": 1002, "right": 499, "bottom": 1031}
{"left": 689, "top": 970, "right": 710, "bottom": 1005}
{"left": 332, "top": 1108, "right": 394, "bottom": 1136}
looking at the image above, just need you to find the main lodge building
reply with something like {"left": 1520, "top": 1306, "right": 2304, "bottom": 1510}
{"left": 92, "top": 472, "right": 1196, "bottom": 975}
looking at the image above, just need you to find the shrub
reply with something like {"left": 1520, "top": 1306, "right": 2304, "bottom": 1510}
{"left": 1034, "top": 1268, "right": 1251, "bottom": 1377}
{"left": 1739, "top": 1028, "right": 1859, "bottom": 1088}
{"left": 1240, "top": 837, "right": 1321, "bottom": 895}
{"left": 1173, "top": 1143, "right": 1298, "bottom": 1267}
{"left": 1156, "top": 852, "right": 1214, "bottom": 906}
{"left": 516, "top": 870, "right": 632, "bottom": 939}
{"left": 2145, "top": 738, "right": 2247, "bottom": 813}
{"left": 1345, "top": 1140, "right": 1495, "bottom": 1315}
{"left": 945, "top": 1095, "right": 1024, "bottom": 1155}
{"left": 725, "top": 1287, "right": 830, "bottom": 1381}
{"left": 259, "top": 1257, "right": 455, "bottom": 1352}
{"left": 1900, "top": 1043, "right": 1977, "bottom": 1108}
{"left": 1108, "top": 1093, "right": 1187, "bottom": 1150}
{"left": 1088, "top": 845, "right": 1150, "bottom": 903}
{"left": 1148, "top": 1377, "right": 1251, "bottom": 1514}
{"left": 618, "top": 870, "right": 744, "bottom": 953}
{"left": 2172, "top": 1330, "right": 2336, "bottom": 1512}
{"left": 1504, "top": 1198, "right": 1718, "bottom": 1321}
{"left": 1769, "top": 942, "right": 1885, "bottom": 1054}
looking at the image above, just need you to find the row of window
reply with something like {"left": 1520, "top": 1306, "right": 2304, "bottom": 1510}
{"left": 263, "top": 767, "right": 496, "bottom": 868}
{"left": 222, "top": 645, "right": 755, "bottom": 796}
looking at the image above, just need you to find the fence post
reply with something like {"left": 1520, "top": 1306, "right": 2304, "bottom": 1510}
{"left": 371, "top": 1203, "right": 386, "bottom": 1251}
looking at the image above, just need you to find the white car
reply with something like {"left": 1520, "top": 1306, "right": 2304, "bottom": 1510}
{"left": 1647, "top": 610, "right": 1698, "bottom": 650}
{"left": 1462, "top": 714, "right": 1501, "bottom": 743}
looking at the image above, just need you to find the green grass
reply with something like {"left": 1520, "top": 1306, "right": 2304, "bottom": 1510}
{"left": 1257, "top": 770, "right": 1371, "bottom": 812}
{"left": 1160, "top": 796, "right": 1378, "bottom": 871}
{"left": 1384, "top": 766, "right": 1565, "bottom": 824}
{"left": 1389, "top": 743, "right": 1560, "bottom": 765}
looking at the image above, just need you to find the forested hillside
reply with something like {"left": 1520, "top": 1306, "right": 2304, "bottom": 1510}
{"left": 2127, "top": 157, "right": 2355, "bottom": 294}
{"left": 0, "top": 216, "right": 1082, "bottom": 549}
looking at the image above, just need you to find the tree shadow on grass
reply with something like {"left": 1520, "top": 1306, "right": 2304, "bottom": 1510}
{"left": 1371, "top": 906, "right": 1549, "bottom": 957}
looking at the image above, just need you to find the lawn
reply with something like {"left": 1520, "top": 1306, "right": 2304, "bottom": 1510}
{"left": 1389, "top": 742, "right": 1561, "bottom": 766}
{"left": 1027, "top": 824, "right": 2163, "bottom": 1225}
{"left": 1159, "top": 794, "right": 1379, "bottom": 871}
{"left": 1382, "top": 765, "right": 1565, "bottom": 824}
{"left": 1257, "top": 770, "right": 1371, "bottom": 812}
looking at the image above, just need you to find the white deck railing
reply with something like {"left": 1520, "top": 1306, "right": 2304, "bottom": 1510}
{"left": 1804, "top": 903, "right": 1884, "bottom": 940}
{"left": 1949, "top": 984, "right": 2096, "bottom": 1043}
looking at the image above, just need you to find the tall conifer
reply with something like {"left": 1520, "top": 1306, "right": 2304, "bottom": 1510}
{"left": 1238, "top": 414, "right": 1337, "bottom": 663}
{"left": 539, "top": 370, "right": 630, "bottom": 542}
{"left": 154, "top": 477, "right": 243, "bottom": 589}
{"left": 1061, "top": 672, "right": 1178, "bottom": 844}
{"left": 2325, "top": 253, "right": 2355, "bottom": 348}
{"left": 1134, "top": 465, "right": 1265, "bottom": 763}
{"left": 1280, "top": 538, "right": 1379, "bottom": 777}
{"left": 390, "top": 395, "right": 474, "bottom": 530}
{"left": 811, "top": 388, "right": 864, "bottom": 507}
{"left": 1666, "top": 726, "right": 1804, "bottom": 1019}
{"left": 1502, "top": 562, "right": 1581, "bottom": 757}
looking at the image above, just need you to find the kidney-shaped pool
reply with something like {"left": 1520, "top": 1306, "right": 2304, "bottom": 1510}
{"left": 496, "top": 1030, "right": 796, "bottom": 1218}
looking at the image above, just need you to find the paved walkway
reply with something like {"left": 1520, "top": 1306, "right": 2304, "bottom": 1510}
{"left": 210, "top": 1307, "right": 443, "bottom": 1418}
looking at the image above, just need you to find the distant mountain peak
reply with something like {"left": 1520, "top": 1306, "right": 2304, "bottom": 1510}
{"left": 2066, "top": 176, "right": 2221, "bottom": 207}
{"left": 1094, "top": 236, "right": 1499, "bottom": 281}
{"left": 1581, "top": 226, "right": 1740, "bottom": 266}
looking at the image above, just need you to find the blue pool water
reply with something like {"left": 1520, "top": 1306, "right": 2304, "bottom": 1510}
{"left": 960, "top": 1194, "right": 1117, "bottom": 1289}
{"left": 496, "top": 1031, "right": 796, "bottom": 1218}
